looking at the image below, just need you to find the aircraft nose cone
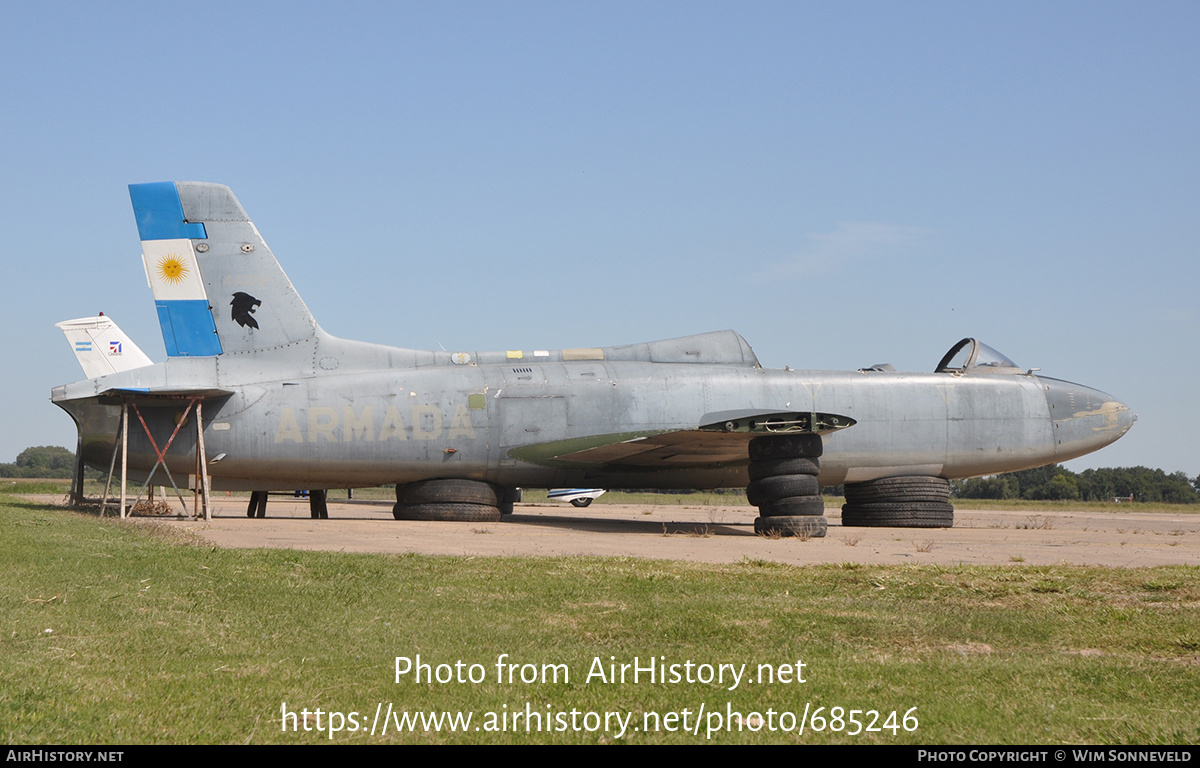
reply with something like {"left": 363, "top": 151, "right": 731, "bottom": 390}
{"left": 1041, "top": 377, "right": 1135, "bottom": 462}
{"left": 1116, "top": 400, "right": 1137, "bottom": 434}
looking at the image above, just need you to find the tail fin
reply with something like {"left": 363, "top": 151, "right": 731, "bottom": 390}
{"left": 129, "top": 182, "right": 318, "bottom": 357}
{"left": 56, "top": 315, "right": 154, "bottom": 378}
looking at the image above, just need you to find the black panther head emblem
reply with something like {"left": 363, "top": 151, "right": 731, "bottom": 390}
{"left": 231, "top": 292, "right": 261, "bottom": 329}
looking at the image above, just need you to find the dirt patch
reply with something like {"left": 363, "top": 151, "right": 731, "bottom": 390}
{"left": 76, "top": 496, "right": 1200, "bottom": 567}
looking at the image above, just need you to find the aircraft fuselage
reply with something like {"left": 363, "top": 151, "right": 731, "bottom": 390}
{"left": 54, "top": 343, "right": 1132, "bottom": 492}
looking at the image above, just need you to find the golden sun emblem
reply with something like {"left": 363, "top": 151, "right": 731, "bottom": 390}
{"left": 157, "top": 254, "right": 189, "bottom": 284}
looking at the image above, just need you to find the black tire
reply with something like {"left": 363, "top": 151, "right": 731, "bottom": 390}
{"left": 392, "top": 502, "right": 502, "bottom": 522}
{"left": 498, "top": 487, "right": 520, "bottom": 515}
{"left": 844, "top": 476, "right": 950, "bottom": 503}
{"left": 570, "top": 497, "right": 594, "bottom": 508}
{"left": 757, "top": 495, "right": 827, "bottom": 517}
{"left": 841, "top": 503, "right": 954, "bottom": 528}
{"left": 844, "top": 490, "right": 952, "bottom": 505}
{"left": 396, "top": 479, "right": 502, "bottom": 507}
{"left": 748, "top": 456, "right": 820, "bottom": 481}
{"left": 843, "top": 501, "right": 954, "bottom": 514}
{"left": 748, "top": 434, "right": 823, "bottom": 461}
{"left": 754, "top": 515, "right": 828, "bottom": 538}
{"left": 746, "top": 474, "right": 820, "bottom": 507}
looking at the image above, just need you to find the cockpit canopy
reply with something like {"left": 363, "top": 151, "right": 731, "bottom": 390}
{"left": 935, "top": 338, "right": 1023, "bottom": 374}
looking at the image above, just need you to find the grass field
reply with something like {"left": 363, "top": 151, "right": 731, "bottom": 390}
{"left": 2, "top": 496, "right": 1198, "bottom": 744}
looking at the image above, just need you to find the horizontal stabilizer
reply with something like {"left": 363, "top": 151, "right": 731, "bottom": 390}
{"left": 99, "top": 386, "right": 235, "bottom": 400}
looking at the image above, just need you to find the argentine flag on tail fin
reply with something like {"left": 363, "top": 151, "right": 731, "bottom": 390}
{"left": 129, "top": 182, "right": 222, "bottom": 357}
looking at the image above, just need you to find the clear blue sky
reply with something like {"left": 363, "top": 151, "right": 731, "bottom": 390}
{"left": 2, "top": 1, "right": 1196, "bottom": 475}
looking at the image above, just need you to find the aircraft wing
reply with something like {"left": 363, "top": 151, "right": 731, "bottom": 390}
{"left": 508, "top": 410, "right": 854, "bottom": 469}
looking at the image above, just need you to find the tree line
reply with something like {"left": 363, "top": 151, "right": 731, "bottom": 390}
{"left": 0, "top": 446, "right": 107, "bottom": 481}
{"left": 951, "top": 464, "right": 1200, "bottom": 504}
{"left": 0, "top": 446, "right": 78, "bottom": 478}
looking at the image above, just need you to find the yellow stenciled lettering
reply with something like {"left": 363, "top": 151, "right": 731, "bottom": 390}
{"left": 447, "top": 403, "right": 476, "bottom": 439}
{"left": 343, "top": 405, "right": 374, "bottom": 442}
{"left": 278, "top": 402, "right": 466, "bottom": 443}
{"left": 411, "top": 404, "right": 443, "bottom": 440}
{"left": 379, "top": 405, "right": 407, "bottom": 441}
{"left": 308, "top": 406, "right": 338, "bottom": 443}
{"left": 275, "top": 408, "right": 304, "bottom": 444}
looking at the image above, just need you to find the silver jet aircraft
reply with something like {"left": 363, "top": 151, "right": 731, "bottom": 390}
{"left": 52, "top": 182, "right": 1135, "bottom": 536}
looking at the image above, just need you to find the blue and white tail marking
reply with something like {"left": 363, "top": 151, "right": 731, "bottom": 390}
{"left": 129, "top": 182, "right": 222, "bottom": 357}
{"left": 56, "top": 315, "right": 154, "bottom": 378}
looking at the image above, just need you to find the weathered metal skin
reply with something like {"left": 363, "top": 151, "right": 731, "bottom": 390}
{"left": 51, "top": 183, "right": 1135, "bottom": 493}
{"left": 55, "top": 357, "right": 1130, "bottom": 491}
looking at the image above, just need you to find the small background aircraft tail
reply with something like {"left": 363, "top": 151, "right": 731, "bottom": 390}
{"left": 129, "top": 182, "right": 318, "bottom": 358}
{"left": 56, "top": 315, "right": 154, "bottom": 378}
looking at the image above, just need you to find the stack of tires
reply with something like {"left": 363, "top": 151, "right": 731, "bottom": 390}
{"left": 747, "top": 434, "right": 827, "bottom": 537}
{"left": 393, "top": 479, "right": 505, "bottom": 522}
{"left": 841, "top": 476, "right": 953, "bottom": 528}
